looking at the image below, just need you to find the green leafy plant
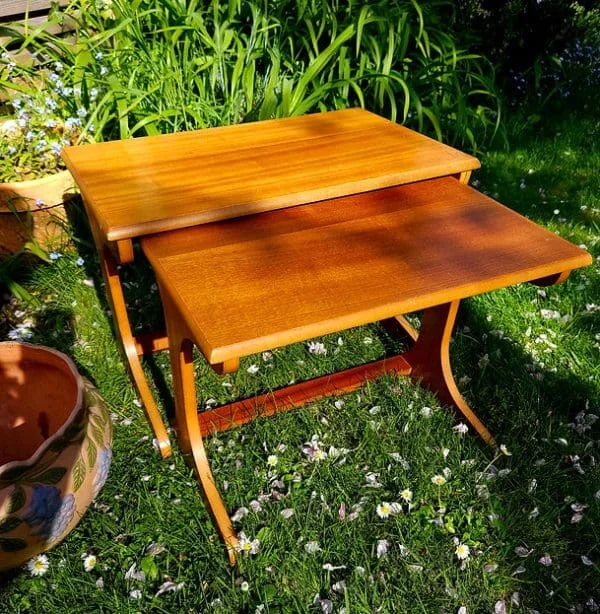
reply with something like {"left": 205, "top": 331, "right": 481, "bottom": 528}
{"left": 0, "top": 0, "right": 502, "bottom": 150}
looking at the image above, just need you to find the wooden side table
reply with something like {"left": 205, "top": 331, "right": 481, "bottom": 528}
{"left": 142, "top": 176, "right": 591, "bottom": 561}
{"left": 62, "top": 108, "right": 482, "bottom": 458}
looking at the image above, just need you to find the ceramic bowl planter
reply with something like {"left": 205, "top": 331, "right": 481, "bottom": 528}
{"left": 0, "top": 170, "right": 76, "bottom": 256}
{"left": 0, "top": 342, "right": 112, "bottom": 572}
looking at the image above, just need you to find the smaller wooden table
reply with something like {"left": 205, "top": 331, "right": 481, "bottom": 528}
{"left": 142, "top": 176, "right": 591, "bottom": 560}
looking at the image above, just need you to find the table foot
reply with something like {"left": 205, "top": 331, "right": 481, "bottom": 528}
{"left": 101, "top": 246, "right": 172, "bottom": 458}
{"left": 402, "top": 300, "right": 497, "bottom": 447}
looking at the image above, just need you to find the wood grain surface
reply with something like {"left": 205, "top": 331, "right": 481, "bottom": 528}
{"left": 142, "top": 177, "right": 592, "bottom": 364}
{"left": 63, "top": 108, "right": 480, "bottom": 242}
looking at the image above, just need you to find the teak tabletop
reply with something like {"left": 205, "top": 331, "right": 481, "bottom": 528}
{"left": 62, "top": 108, "right": 479, "bottom": 243}
{"left": 142, "top": 177, "right": 591, "bottom": 365}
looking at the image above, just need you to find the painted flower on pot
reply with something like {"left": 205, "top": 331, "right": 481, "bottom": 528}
{"left": 21, "top": 485, "right": 75, "bottom": 543}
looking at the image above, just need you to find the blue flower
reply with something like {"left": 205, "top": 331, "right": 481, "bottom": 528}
{"left": 54, "top": 61, "right": 64, "bottom": 73}
{"left": 77, "top": 107, "right": 88, "bottom": 118}
{"left": 93, "top": 447, "right": 112, "bottom": 498}
{"left": 49, "top": 252, "right": 63, "bottom": 261}
{"left": 22, "top": 485, "right": 63, "bottom": 540}
{"left": 76, "top": 257, "right": 85, "bottom": 266}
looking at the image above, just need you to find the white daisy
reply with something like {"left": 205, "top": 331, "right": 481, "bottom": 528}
{"left": 431, "top": 474, "right": 447, "bottom": 486}
{"left": 376, "top": 502, "right": 402, "bottom": 518}
{"left": 400, "top": 488, "right": 413, "bottom": 502}
{"left": 27, "top": 554, "right": 49, "bottom": 576}
{"left": 455, "top": 543, "right": 470, "bottom": 560}
{"left": 82, "top": 554, "right": 97, "bottom": 572}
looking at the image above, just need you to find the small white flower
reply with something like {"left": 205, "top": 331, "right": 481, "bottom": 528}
{"left": 399, "top": 544, "right": 409, "bottom": 557}
{"left": 431, "top": 474, "right": 447, "bottom": 486}
{"left": 334, "top": 399, "right": 345, "bottom": 410}
{"left": 376, "top": 539, "right": 389, "bottom": 558}
{"left": 332, "top": 580, "right": 346, "bottom": 593}
{"left": 499, "top": 444, "right": 512, "bottom": 456}
{"left": 247, "top": 364, "right": 259, "bottom": 374}
{"left": 95, "top": 576, "right": 104, "bottom": 589}
{"left": 376, "top": 502, "right": 401, "bottom": 518}
{"left": 363, "top": 336, "right": 373, "bottom": 345}
{"left": 452, "top": 422, "right": 469, "bottom": 435}
{"left": 494, "top": 601, "right": 507, "bottom": 614}
{"left": 267, "top": 454, "right": 278, "bottom": 467}
{"left": 307, "top": 341, "right": 327, "bottom": 355}
{"left": 237, "top": 532, "right": 260, "bottom": 555}
{"left": 280, "top": 508, "right": 294, "bottom": 519}
{"left": 455, "top": 543, "right": 470, "bottom": 560}
{"left": 538, "top": 554, "right": 553, "bottom": 567}
{"left": 240, "top": 581, "right": 249, "bottom": 592}
{"left": 82, "top": 554, "right": 97, "bottom": 572}
{"left": 400, "top": 488, "right": 413, "bottom": 502}
{"left": 458, "top": 608, "right": 468, "bottom": 614}
{"left": 304, "top": 540, "right": 321, "bottom": 554}
{"left": 484, "top": 563, "right": 498, "bottom": 573}
{"left": 129, "top": 589, "right": 142, "bottom": 600}
{"left": 420, "top": 406, "right": 432, "bottom": 417}
{"left": 27, "top": 554, "right": 49, "bottom": 576}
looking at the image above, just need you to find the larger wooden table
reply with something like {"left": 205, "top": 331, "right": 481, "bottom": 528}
{"left": 63, "top": 109, "right": 591, "bottom": 561}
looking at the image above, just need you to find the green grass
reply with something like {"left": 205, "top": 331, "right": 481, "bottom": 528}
{"left": 0, "top": 109, "right": 599, "bottom": 612}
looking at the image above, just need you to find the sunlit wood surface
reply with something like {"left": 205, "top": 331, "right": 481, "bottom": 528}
{"left": 63, "top": 108, "right": 479, "bottom": 242}
{"left": 143, "top": 177, "right": 591, "bottom": 365}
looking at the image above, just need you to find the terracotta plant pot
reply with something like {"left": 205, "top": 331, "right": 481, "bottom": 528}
{"left": 0, "top": 342, "right": 112, "bottom": 572}
{"left": 0, "top": 170, "right": 76, "bottom": 256}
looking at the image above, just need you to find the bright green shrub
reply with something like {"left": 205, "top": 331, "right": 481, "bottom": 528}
{"left": 1, "top": 0, "right": 503, "bottom": 150}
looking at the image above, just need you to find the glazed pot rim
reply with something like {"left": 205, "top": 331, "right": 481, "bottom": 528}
{"left": 0, "top": 341, "right": 85, "bottom": 476}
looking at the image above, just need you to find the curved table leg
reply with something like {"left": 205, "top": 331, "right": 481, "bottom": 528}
{"left": 162, "top": 293, "right": 238, "bottom": 565}
{"left": 101, "top": 246, "right": 172, "bottom": 458}
{"left": 403, "top": 300, "right": 497, "bottom": 447}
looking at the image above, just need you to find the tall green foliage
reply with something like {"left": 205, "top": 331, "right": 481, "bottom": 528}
{"left": 1, "top": 0, "right": 502, "bottom": 150}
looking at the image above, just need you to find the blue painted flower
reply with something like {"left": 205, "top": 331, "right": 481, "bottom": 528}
{"left": 93, "top": 447, "right": 112, "bottom": 499}
{"left": 22, "top": 485, "right": 62, "bottom": 541}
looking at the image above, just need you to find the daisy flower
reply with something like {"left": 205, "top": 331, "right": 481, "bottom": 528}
{"left": 455, "top": 543, "right": 470, "bottom": 560}
{"left": 27, "top": 554, "right": 49, "bottom": 576}
{"left": 431, "top": 474, "right": 447, "bottom": 486}
{"left": 82, "top": 554, "right": 97, "bottom": 572}
{"left": 267, "top": 455, "right": 278, "bottom": 467}
{"left": 236, "top": 532, "right": 260, "bottom": 556}
{"left": 376, "top": 502, "right": 402, "bottom": 518}
{"left": 400, "top": 488, "right": 413, "bottom": 503}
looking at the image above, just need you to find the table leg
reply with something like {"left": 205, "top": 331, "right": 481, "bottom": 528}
{"left": 403, "top": 300, "right": 497, "bottom": 447}
{"left": 99, "top": 245, "right": 172, "bottom": 458}
{"left": 161, "top": 292, "right": 238, "bottom": 564}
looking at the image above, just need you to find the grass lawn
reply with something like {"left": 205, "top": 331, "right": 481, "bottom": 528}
{"left": 0, "top": 109, "right": 599, "bottom": 613}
